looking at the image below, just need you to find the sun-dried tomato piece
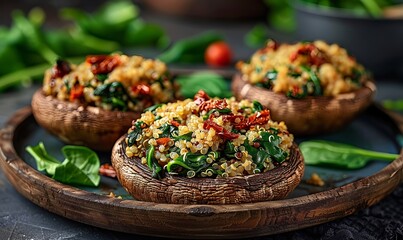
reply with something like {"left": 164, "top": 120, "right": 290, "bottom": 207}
{"left": 222, "top": 114, "right": 247, "bottom": 130}
{"left": 258, "top": 39, "right": 279, "bottom": 54}
{"left": 194, "top": 90, "right": 210, "bottom": 105}
{"left": 223, "top": 110, "right": 271, "bottom": 131}
{"left": 289, "top": 44, "right": 328, "bottom": 66}
{"left": 203, "top": 119, "right": 239, "bottom": 140}
{"left": 132, "top": 84, "right": 151, "bottom": 95}
{"left": 248, "top": 109, "right": 271, "bottom": 126}
{"left": 51, "top": 59, "right": 71, "bottom": 79}
{"left": 99, "top": 163, "right": 117, "bottom": 178}
{"left": 199, "top": 99, "right": 228, "bottom": 112}
{"left": 86, "top": 55, "right": 121, "bottom": 75}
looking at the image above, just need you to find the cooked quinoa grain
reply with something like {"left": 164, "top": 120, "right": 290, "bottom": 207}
{"left": 125, "top": 90, "right": 294, "bottom": 179}
{"left": 43, "top": 54, "right": 176, "bottom": 111}
{"left": 237, "top": 40, "right": 369, "bottom": 98}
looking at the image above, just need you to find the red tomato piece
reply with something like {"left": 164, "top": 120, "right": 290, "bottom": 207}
{"left": 69, "top": 84, "right": 84, "bottom": 102}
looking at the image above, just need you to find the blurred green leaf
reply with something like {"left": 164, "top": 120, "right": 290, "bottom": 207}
{"left": 175, "top": 71, "right": 232, "bottom": 98}
{"left": 245, "top": 24, "right": 271, "bottom": 48}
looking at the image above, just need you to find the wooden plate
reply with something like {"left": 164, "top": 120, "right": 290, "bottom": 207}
{"left": 0, "top": 106, "right": 402, "bottom": 239}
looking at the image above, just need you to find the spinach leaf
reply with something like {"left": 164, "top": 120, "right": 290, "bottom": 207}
{"left": 26, "top": 142, "right": 60, "bottom": 175}
{"left": 382, "top": 99, "right": 403, "bottom": 112}
{"left": 244, "top": 24, "right": 271, "bottom": 48}
{"left": 203, "top": 108, "right": 231, "bottom": 120}
{"left": 300, "top": 140, "right": 399, "bottom": 169}
{"left": 93, "top": 81, "right": 131, "bottom": 111}
{"left": 224, "top": 141, "right": 237, "bottom": 158}
{"left": 174, "top": 132, "right": 193, "bottom": 141}
{"left": 165, "top": 153, "right": 208, "bottom": 176}
{"left": 183, "top": 154, "right": 208, "bottom": 172}
{"left": 175, "top": 71, "right": 232, "bottom": 99}
{"left": 127, "top": 121, "right": 145, "bottom": 146}
{"left": 253, "top": 100, "right": 264, "bottom": 112}
{"left": 146, "top": 145, "right": 162, "bottom": 179}
{"left": 144, "top": 103, "right": 163, "bottom": 113}
{"left": 26, "top": 142, "right": 101, "bottom": 187}
{"left": 301, "top": 65, "right": 322, "bottom": 96}
{"left": 61, "top": 1, "right": 139, "bottom": 42}
{"left": 158, "top": 123, "right": 178, "bottom": 138}
{"left": 157, "top": 31, "right": 222, "bottom": 64}
{"left": 259, "top": 131, "right": 288, "bottom": 163}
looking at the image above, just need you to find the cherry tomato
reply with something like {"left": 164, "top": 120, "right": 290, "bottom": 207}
{"left": 204, "top": 41, "right": 232, "bottom": 67}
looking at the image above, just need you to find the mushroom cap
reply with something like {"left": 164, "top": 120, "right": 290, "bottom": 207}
{"left": 31, "top": 89, "right": 140, "bottom": 151}
{"left": 231, "top": 74, "right": 376, "bottom": 136}
{"left": 111, "top": 136, "right": 304, "bottom": 205}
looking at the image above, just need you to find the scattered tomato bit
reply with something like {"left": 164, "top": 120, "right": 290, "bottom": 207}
{"left": 99, "top": 163, "right": 117, "bottom": 178}
{"left": 108, "top": 192, "right": 122, "bottom": 199}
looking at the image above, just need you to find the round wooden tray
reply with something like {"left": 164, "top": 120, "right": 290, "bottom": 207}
{"left": 0, "top": 106, "right": 402, "bottom": 239}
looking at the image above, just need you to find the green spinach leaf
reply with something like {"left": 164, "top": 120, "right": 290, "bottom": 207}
{"left": 300, "top": 140, "right": 399, "bottom": 169}
{"left": 26, "top": 142, "right": 101, "bottom": 187}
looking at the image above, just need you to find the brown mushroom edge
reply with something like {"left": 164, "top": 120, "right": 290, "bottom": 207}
{"left": 31, "top": 89, "right": 141, "bottom": 151}
{"left": 111, "top": 135, "right": 305, "bottom": 205}
{"left": 231, "top": 73, "right": 377, "bottom": 136}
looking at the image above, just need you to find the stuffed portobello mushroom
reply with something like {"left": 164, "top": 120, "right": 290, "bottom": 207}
{"left": 32, "top": 54, "right": 177, "bottom": 151}
{"left": 112, "top": 90, "right": 304, "bottom": 204}
{"left": 232, "top": 40, "right": 376, "bottom": 136}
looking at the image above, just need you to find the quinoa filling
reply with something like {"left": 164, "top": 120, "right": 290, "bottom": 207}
{"left": 42, "top": 54, "right": 175, "bottom": 112}
{"left": 237, "top": 40, "right": 369, "bottom": 98}
{"left": 125, "top": 90, "right": 293, "bottom": 179}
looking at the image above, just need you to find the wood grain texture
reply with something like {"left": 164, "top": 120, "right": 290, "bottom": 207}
{"left": 111, "top": 137, "right": 304, "bottom": 204}
{"left": 31, "top": 90, "right": 140, "bottom": 151}
{"left": 0, "top": 107, "right": 402, "bottom": 239}
{"left": 231, "top": 74, "right": 376, "bottom": 136}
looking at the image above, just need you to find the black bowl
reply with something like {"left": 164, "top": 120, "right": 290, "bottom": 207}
{"left": 293, "top": 1, "right": 403, "bottom": 79}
